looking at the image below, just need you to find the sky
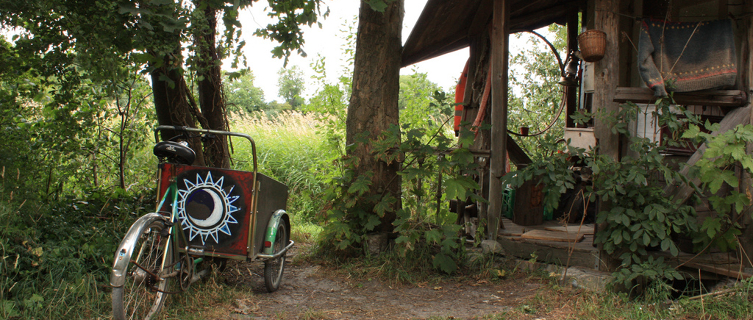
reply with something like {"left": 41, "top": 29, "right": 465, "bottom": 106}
{"left": 235, "top": 0, "right": 470, "bottom": 102}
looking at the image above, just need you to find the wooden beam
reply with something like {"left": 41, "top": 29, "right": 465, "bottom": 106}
{"left": 565, "top": 5, "right": 579, "bottom": 128}
{"left": 682, "top": 261, "right": 753, "bottom": 280}
{"left": 467, "top": 0, "right": 493, "bottom": 39}
{"left": 521, "top": 230, "right": 586, "bottom": 243}
{"left": 593, "top": 0, "right": 621, "bottom": 272}
{"left": 613, "top": 87, "right": 748, "bottom": 108}
{"left": 506, "top": 135, "right": 532, "bottom": 166}
{"left": 593, "top": 0, "right": 621, "bottom": 161}
{"left": 743, "top": 0, "right": 753, "bottom": 268}
{"left": 488, "top": 0, "right": 510, "bottom": 238}
{"left": 466, "top": 135, "right": 531, "bottom": 167}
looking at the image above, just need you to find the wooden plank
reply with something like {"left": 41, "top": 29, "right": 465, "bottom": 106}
{"left": 513, "top": 178, "right": 544, "bottom": 226}
{"left": 521, "top": 229, "right": 586, "bottom": 243}
{"left": 545, "top": 225, "right": 595, "bottom": 235}
{"left": 401, "top": 0, "right": 571, "bottom": 67}
{"left": 500, "top": 219, "right": 527, "bottom": 236}
{"left": 614, "top": 87, "right": 748, "bottom": 107}
{"left": 497, "top": 236, "right": 600, "bottom": 269}
{"left": 683, "top": 261, "right": 753, "bottom": 280}
{"left": 507, "top": 136, "right": 532, "bottom": 166}
{"left": 487, "top": 0, "right": 509, "bottom": 238}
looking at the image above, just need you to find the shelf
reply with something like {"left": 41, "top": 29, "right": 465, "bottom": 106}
{"left": 614, "top": 87, "right": 748, "bottom": 108}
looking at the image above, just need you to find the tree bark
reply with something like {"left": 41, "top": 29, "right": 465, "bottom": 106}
{"left": 346, "top": 0, "right": 404, "bottom": 236}
{"left": 151, "top": 52, "right": 206, "bottom": 166}
{"left": 195, "top": 3, "right": 229, "bottom": 168}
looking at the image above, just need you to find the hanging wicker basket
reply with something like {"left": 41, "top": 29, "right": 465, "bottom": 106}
{"left": 578, "top": 29, "right": 606, "bottom": 62}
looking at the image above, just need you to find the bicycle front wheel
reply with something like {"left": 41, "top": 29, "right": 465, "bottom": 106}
{"left": 112, "top": 215, "right": 174, "bottom": 320}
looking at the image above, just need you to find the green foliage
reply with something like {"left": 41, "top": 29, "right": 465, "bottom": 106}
{"left": 254, "top": 0, "right": 329, "bottom": 64}
{"left": 590, "top": 101, "right": 698, "bottom": 289}
{"left": 320, "top": 121, "right": 476, "bottom": 274}
{"left": 502, "top": 140, "right": 580, "bottom": 214}
{"left": 682, "top": 122, "right": 753, "bottom": 251}
{"left": 277, "top": 65, "right": 306, "bottom": 110}
{"left": 0, "top": 183, "right": 153, "bottom": 318}
{"left": 504, "top": 98, "right": 701, "bottom": 291}
{"left": 224, "top": 70, "right": 267, "bottom": 113}
{"left": 398, "top": 72, "right": 453, "bottom": 132}
{"left": 364, "top": 0, "right": 396, "bottom": 12}
{"left": 508, "top": 26, "right": 567, "bottom": 162}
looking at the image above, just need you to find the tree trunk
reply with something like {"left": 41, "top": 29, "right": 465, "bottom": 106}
{"left": 151, "top": 53, "right": 207, "bottom": 166}
{"left": 346, "top": 0, "right": 404, "bottom": 237}
{"left": 195, "top": 3, "right": 230, "bottom": 168}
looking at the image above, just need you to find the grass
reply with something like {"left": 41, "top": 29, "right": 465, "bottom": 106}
{"left": 475, "top": 268, "right": 753, "bottom": 320}
{"left": 160, "top": 269, "right": 252, "bottom": 319}
{"left": 230, "top": 111, "right": 338, "bottom": 223}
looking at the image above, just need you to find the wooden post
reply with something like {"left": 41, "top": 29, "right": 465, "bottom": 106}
{"left": 488, "top": 0, "right": 509, "bottom": 239}
{"left": 565, "top": 5, "right": 579, "bottom": 128}
{"left": 593, "top": 0, "right": 620, "bottom": 271}
{"left": 740, "top": 0, "right": 753, "bottom": 267}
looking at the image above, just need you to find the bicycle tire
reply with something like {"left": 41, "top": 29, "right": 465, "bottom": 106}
{"left": 263, "top": 219, "right": 289, "bottom": 292}
{"left": 112, "top": 216, "right": 174, "bottom": 320}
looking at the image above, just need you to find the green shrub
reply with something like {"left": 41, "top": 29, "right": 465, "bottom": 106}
{"left": 0, "top": 186, "right": 153, "bottom": 318}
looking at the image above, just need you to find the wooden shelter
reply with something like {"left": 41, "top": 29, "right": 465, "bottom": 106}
{"left": 402, "top": 0, "right": 753, "bottom": 277}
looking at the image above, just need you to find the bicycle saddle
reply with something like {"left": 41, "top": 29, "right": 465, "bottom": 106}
{"left": 153, "top": 141, "right": 196, "bottom": 165}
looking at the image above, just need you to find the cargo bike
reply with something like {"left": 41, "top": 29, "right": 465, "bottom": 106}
{"left": 110, "top": 125, "right": 293, "bottom": 320}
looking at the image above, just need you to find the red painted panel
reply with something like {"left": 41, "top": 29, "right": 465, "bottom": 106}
{"left": 158, "top": 163, "right": 254, "bottom": 258}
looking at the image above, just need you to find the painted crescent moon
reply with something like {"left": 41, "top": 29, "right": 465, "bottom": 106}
{"left": 189, "top": 188, "right": 224, "bottom": 228}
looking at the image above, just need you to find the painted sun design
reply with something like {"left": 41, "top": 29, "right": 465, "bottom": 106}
{"left": 177, "top": 172, "right": 240, "bottom": 245}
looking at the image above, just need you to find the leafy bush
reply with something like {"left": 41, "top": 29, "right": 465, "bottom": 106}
{"left": 504, "top": 98, "right": 701, "bottom": 291}
{"left": 318, "top": 121, "right": 477, "bottom": 274}
{"left": 0, "top": 185, "right": 153, "bottom": 318}
{"left": 683, "top": 122, "right": 753, "bottom": 251}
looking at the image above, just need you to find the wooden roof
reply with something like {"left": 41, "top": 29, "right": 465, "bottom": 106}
{"left": 402, "top": 0, "right": 576, "bottom": 67}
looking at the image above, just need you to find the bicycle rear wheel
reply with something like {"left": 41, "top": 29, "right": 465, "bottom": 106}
{"left": 112, "top": 216, "right": 175, "bottom": 320}
{"left": 264, "top": 219, "right": 289, "bottom": 292}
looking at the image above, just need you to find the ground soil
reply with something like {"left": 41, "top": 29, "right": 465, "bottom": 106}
{"left": 218, "top": 245, "right": 553, "bottom": 320}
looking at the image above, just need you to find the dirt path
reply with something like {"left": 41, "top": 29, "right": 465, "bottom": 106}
{"left": 221, "top": 248, "right": 545, "bottom": 320}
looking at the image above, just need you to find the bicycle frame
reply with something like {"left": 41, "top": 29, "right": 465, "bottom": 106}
{"left": 111, "top": 126, "right": 294, "bottom": 319}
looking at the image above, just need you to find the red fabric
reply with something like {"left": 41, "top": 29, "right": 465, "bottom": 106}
{"left": 454, "top": 59, "right": 470, "bottom": 133}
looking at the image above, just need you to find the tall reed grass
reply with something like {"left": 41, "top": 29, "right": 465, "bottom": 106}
{"left": 230, "top": 111, "right": 338, "bottom": 224}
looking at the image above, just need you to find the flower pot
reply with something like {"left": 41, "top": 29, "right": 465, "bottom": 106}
{"left": 578, "top": 29, "right": 606, "bottom": 62}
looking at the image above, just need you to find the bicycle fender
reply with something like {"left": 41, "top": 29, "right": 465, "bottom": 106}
{"left": 110, "top": 213, "right": 165, "bottom": 287}
{"left": 263, "top": 210, "right": 287, "bottom": 255}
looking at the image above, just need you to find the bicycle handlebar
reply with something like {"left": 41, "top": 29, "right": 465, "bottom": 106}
{"left": 154, "top": 125, "right": 257, "bottom": 174}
